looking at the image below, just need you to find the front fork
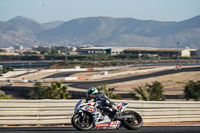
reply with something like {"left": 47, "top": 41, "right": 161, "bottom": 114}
{"left": 79, "top": 111, "right": 93, "bottom": 127}
{"left": 79, "top": 112, "right": 86, "bottom": 123}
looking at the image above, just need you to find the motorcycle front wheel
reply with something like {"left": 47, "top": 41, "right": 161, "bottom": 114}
{"left": 71, "top": 112, "right": 93, "bottom": 131}
{"left": 122, "top": 111, "right": 143, "bottom": 130}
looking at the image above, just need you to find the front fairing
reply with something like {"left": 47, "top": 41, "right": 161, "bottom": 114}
{"left": 74, "top": 99, "right": 83, "bottom": 113}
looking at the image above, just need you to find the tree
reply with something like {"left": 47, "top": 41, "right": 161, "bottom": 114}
{"left": 184, "top": 80, "right": 200, "bottom": 101}
{"left": 28, "top": 82, "right": 48, "bottom": 99}
{"left": 96, "top": 85, "right": 120, "bottom": 99}
{"left": 133, "top": 81, "right": 165, "bottom": 101}
{"left": 0, "top": 66, "right": 14, "bottom": 74}
{"left": 48, "top": 82, "right": 71, "bottom": 99}
{"left": 133, "top": 85, "right": 152, "bottom": 101}
{"left": 28, "top": 82, "right": 71, "bottom": 99}
{"left": 150, "top": 81, "right": 166, "bottom": 101}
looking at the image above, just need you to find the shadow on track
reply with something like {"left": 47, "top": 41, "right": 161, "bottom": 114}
{"left": 1, "top": 126, "right": 200, "bottom": 133}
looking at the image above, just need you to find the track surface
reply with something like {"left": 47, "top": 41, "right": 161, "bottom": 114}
{"left": 66, "top": 66, "right": 200, "bottom": 89}
{"left": 1, "top": 126, "right": 200, "bottom": 133}
{"left": 44, "top": 71, "right": 98, "bottom": 79}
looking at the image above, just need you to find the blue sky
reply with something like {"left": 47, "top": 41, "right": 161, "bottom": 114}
{"left": 1, "top": 0, "right": 200, "bottom": 23}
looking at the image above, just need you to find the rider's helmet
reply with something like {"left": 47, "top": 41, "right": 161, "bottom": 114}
{"left": 87, "top": 87, "right": 98, "bottom": 99}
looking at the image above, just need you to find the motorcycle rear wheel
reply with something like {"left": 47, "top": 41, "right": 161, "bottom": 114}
{"left": 122, "top": 111, "right": 143, "bottom": 130}
{"left": 71, "top": 112, "right": 93, "bottom": 131}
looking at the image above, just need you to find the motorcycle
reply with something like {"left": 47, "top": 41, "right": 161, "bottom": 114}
{"left": 71, "top": 98, "right": 143, "bottom": 131}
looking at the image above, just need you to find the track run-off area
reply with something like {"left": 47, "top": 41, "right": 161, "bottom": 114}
{"left": 67, "top": 66, "right": 200, "bottom": 89}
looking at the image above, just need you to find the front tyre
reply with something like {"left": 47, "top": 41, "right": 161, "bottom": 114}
{"left": 122, "top": 111, "right": 143, "bottom": 130}
{"left": 71, "top": 112, "right": 93, "bottom": 131}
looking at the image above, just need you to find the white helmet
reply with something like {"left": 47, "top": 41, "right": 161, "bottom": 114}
{"left": 87, "top": 87, "right": 98, "bottom": 99}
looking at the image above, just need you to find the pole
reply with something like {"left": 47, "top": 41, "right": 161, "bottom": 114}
{"left": 65, "top": 47, "right": 68, "bottom": 61}
{"left": 0, "top": 65, "right": 2, "bottom": 75}
{"left": 176, "top": 42, "right": 180, "bottom": 69}
{"left": 138, "top": 50, "right": 140, "bottom": 61}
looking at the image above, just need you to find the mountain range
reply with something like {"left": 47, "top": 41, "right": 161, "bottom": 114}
{"left": 0, "top": 15, "right": 200, "bottom": 48}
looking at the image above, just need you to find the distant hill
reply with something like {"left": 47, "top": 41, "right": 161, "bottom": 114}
{"left": 0, "top": 15, "right": 200, "bottom": 48}
{"left": 7, "top": 16, "right": 44, "bottom": 33}
{"left": 42, "top": 21, "right": 65, "bottom": 30}
{"left": 0, "top": 16, "right": 44, "bottom": 47}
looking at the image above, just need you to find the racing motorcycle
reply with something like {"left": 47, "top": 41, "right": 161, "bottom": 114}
{"left": 71, "top": 98, "right": 143, "bottom": 130}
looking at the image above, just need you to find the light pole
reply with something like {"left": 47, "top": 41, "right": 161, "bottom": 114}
{"left": 65, "top": 47, "right": 68, "bottom": 62}
{"left": 29, "top": 62, "right": 32, "bottom": 71}
{"left": 138, "top": 50, "right": 141, "bottom": 61}
{"left": 176, "top": 42, "right": 180, "bottom": 69}
{"left": 0, "top": 65, "right": 2, "bottom": 75}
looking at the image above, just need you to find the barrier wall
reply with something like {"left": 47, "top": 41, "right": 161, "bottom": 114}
{"left": 39, "top": 68, "right": 88, "bottom": 73}
{"left": 0, "top": 100, "right": 200, "bottom": 125}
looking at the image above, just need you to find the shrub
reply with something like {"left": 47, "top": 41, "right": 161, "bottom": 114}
{"left": 0, "top": 66, "right": 14, "bottom": 74}
{"left": 133, "top": 81, "right": 165, "bottom": 101}
{"left": 96, "top": 85, "right": 120, "bottom": 99}
{"left": 28, "top": 82, "right": 71, "bottom": 99}
{"left": 184, "top": 80, "right": 200, "bottom": 101}
{"left": 0, "top": 90, "right": 13, "bottom": 99}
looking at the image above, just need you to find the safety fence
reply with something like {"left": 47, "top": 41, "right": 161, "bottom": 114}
{"left": 0, "top": 100, "right": 200, "bottom": 125}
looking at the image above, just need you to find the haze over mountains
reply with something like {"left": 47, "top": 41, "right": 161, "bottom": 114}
{"left": 0, "top": 15, "right": 200, "bottom": 48}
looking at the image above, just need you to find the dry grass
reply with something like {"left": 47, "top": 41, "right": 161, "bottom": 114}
{"left": 108, "top": 71, "right": 200, "bottom": 95}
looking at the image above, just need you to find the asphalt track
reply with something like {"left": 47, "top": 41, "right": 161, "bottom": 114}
{"left": 1, "top": 126, "right": 200, "bottom": 133}
{"left": 43, "top": 71, "right": 98, "bottom": 79}
{"left": 66, "top": 66, "right": 200, "bottom": 89}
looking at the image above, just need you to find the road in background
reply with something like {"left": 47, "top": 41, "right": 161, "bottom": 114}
{"left": 43, "top": 71, "right": 98, "bottom": 79}
{"left": 66, "top": 66, "right": 200, "bottom": 89}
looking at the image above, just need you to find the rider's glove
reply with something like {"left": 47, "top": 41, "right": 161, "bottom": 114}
{"left": 110, "top": 102, "right": 119, "bottom": 112}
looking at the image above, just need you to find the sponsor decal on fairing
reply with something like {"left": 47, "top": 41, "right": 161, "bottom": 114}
{"left": 95, "top": 121, "right": 118, "bottom": 127}
{"left": 86, "top": 106, "right": 96, "bottom": 113}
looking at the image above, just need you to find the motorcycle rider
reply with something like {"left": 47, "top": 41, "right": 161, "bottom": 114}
{"left": 86, "top": 87, "right": 120, "bottom": 118}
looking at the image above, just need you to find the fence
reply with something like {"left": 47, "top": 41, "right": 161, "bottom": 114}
{"left": 0, "top": 100, "right": 200, "bottom": 125}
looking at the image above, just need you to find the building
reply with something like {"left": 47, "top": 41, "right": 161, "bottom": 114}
{"left": 124, "top": 47, "right": 198, "bottom": 58}
{"left": 110, "top": 47, "right": 124, "bottom": 55}
{"left": 0, "top": 52, "right": 19, "bottom": 56}
{"left": 79, "top": 47, "right": 124, "bottom": 55}
{"left": 197, "top": 50, "right": 200, "bottom": 58}
{"left": 78, "top": 46, "right": 199, "bottom": 58}
{"left": 14, "top": 44, "right": 24, "bottom": 50}
{"left": 79, "top": 47, "right": 112, "bottom": 54}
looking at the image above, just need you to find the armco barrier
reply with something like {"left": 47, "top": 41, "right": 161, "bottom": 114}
{"left": 0, "top": 100, "right": 200, "bottom": 125}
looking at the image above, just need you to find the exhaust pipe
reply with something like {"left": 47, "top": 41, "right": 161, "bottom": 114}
{"left": 116, "top": 114, "right": 135, "bottom": 120}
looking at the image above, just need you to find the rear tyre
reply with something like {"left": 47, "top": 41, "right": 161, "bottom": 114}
{"left": 71, "top": 112, "right": 93, "bottom": 131}
{"left": 122, "top": 111, "right": 143, "bottom": 130}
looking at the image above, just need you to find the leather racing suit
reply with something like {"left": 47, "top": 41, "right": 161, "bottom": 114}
{"left": 87, "top": 91, "right": 119, "bottom": 116}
